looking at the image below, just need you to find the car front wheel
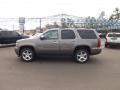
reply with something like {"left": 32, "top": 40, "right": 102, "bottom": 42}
{"left": 75, "top": 49, "right": 89, "bottom": 63}
{"left": 20, "top": 48, "right": 35, "bottom": 62}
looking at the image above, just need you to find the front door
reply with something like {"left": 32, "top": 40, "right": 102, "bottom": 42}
{"left": 37, "top": 30, "right": 59, "bottom": 54}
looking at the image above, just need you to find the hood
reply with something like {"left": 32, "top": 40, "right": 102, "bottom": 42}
{"left": 17, "top": 35, "right": 38, "bottom": 43}
{"left": 21, "top": 35, "right": 29, "bottom": 38}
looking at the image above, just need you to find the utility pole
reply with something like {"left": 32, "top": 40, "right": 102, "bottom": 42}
{"left": 23, "top": 24, "right": 25, "bottom": 33}
{"left": 39, "top": 18, "right": 42, "bottom": 32}
{"left": 19, "top": 17, "right": 25, "bottom": 34}
{"left": 13, "top": 24, "right": 14, "bottom": 31}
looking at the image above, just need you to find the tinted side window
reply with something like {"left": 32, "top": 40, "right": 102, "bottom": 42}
{"left": 7, "top": 32, "right": 13, "bottom": 37}
{"left": 0, "top": 32, "right": 2, "bottom": 37}
{"left": 1, "top": 32, "right": 10, "bottom": 37}
{"left": 0, "top": 32, "right": 5, "bottom": 37}
{"left": 0, "top": 32, "right": 3, "bottom": 38}
{"left": 77, "top": 30, "right": 97, "bottom": 39}
{"left": 61, "top": 30, "right": 75, "bottom": 39}
{"left": 11, "top": 32, "right": 19, "bottom": 37}
{"left": 1, "top": 31, "right": 16, "bottom": 37}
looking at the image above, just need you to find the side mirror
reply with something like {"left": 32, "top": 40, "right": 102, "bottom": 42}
{"left": 40, "top": 35, "right": 45, "bottom": 40}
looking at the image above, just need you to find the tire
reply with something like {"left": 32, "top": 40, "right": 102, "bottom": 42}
{"left": 105, "top": 43, "right": 109, "bottom": 48}
{"left": 105, "top": 44, "right": 107, "bottom": 48}
{"left": 74, "top": 49, "right": 89, "bottom": 63}
{"left": 20, "top": 47, "right": 35, "bottom": 62}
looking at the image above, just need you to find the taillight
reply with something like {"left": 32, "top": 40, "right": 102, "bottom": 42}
{"left": 97, "top": 37, "right": 101, "bottom": 48}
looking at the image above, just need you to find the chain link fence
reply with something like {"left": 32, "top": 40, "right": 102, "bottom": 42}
{"left": 0, "top": 14, "right": 120, "bottom": 35}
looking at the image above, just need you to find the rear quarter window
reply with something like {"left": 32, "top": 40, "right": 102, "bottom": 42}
{"left": 77, "top": 30, "right": 97, "bottom": 39}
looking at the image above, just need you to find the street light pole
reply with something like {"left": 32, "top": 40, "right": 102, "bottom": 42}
{"left": 23, "top": 24, "right": 24, "bottom": 33}
{"left": 13, "top": 24, "right": 14, "bottom": 31}
{"left": 39, "top": 18, "right": 41, "bottom": 32}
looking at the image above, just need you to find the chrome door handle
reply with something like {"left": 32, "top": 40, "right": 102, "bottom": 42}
{"left": 53, "top": 41, "right": 57, "bottom": 43}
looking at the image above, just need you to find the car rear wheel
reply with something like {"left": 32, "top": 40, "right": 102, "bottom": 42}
{"left": 20, "top": 48, "right": 35, "bottom": 62}
{"left": 75, "top": 49, "right": 89, "bottom": 63}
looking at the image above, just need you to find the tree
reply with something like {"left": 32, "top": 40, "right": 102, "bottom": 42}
{"left": 85, "top": 17, "right": 97, "bottom": 28}
{"left": 61, "top": 18, "right": 78, "bottom": 28}
{"left": 45, "top": 24, "right": 52, "bottom": 29}
{"left": 53, "top": 22, "right": 60, "bottom": 28}
{"left": 61, "top": 18, "right": 68, "bottom": 28}
{"left": 99, "top": 11, "right": 105, "bottom": 19}
{"left": 45, "top": 22, "right": 60, "bottom": 29}
{"left": 109, "top": 8, "right": 120, "bottom": 20}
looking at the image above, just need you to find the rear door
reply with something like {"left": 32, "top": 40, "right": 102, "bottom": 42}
{"left": 60, "top": 29, "right": 76, "bottom": 54}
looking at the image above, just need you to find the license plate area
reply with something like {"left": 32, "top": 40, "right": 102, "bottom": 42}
{"left": 111, "top": 37, "right": 117, "bottom": 40}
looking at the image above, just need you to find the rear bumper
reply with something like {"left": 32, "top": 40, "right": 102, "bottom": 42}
{"left": 91, "top": 48, "right": 102, "bottom": 55}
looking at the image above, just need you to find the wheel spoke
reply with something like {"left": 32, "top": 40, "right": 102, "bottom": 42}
{"left": 27, "top": 55, "right": 31, "bottom": 60}
{"left": 77, "top": 54, "right": 81, "bottom": 57}
{"left": 28, "top": 52, "right": 32, "bottom": 56}
{"left": 23, "top": 52, "right": 26, "bottom": 55}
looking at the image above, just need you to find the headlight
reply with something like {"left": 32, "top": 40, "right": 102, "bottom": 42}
{"left": 16, "top": 42, "right": 18, "bottom": 46}
{"left": 16, "top": 41, "right": 20, "bottom": 47}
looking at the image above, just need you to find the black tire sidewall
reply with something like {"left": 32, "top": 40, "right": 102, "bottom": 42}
{"left": 105, "top": 43, "right": 110, "bottom": 48}
{"left": 105, "top": 44, "right": 108, "bottom": 48}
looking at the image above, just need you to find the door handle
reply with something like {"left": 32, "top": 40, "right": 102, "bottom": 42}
{"left": 53, "top": 41, "right": 57, "bottom": 43}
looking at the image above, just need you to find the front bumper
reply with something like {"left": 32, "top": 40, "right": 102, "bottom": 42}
{"left": 91, "top": 48, "right": 102, "bottom": 55}
{"left": 105, "top": 42, "right": 120, "bottom": 46}
{"left": 15, "top": 46, "right": 20, "bottom": 57}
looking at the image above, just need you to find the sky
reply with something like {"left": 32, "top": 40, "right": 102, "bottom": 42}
{"left": 0, "top": 0, "right": 120, "bottom": 30}
{"left": 0, "top": 0, "right": 120, "bottom": 18}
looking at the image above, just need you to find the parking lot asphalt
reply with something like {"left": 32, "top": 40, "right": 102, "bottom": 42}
{"left": 0, "top": 40, "right": 120, "bottom": 90}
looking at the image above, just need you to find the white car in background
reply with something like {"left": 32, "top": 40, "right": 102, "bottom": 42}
{"left": 105, "top": 32, "right": 120, "bottom": 48}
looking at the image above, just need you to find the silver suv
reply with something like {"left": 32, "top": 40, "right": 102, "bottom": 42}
{"left": 15, "top": 28, "right": 102, "bottom": 63}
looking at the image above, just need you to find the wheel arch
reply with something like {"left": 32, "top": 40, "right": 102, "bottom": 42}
{"left": 74, "top": 45, "right": 91, "bottom": 55}
{"left": 19, "top": 45, "right": 36, "bottom": 56}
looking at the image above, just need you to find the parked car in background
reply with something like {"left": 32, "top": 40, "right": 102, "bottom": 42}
{"left": 105, "top": 32, "right": 120, "bottom": 48}
{"left": 15, "top": 28, "right": 102, "bottom": 63}
{"left": 0, "top": 31, "right": 29, "bottom": 44}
